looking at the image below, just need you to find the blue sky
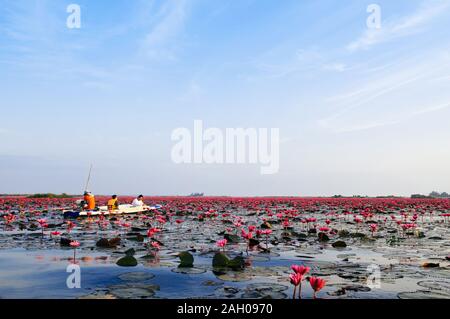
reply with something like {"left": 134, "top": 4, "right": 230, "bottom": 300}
{"left": 1, "top": 0, "right": 450, "bottom": 196}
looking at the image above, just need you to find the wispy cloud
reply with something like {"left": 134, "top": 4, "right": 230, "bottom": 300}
{"left": 318, "top": 50, "right": 450, "bottom": 133}
{"left": 140, "top": 0, "right": 190, "bottom": 60}
{"left": 347, "top": 0, "right": 450, "bottom": 52}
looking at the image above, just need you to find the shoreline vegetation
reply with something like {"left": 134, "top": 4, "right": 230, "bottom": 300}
{"left": 27, "top": 193, "right": 78, "bottom": 199}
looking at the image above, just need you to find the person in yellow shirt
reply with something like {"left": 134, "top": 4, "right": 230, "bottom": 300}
{"left": 107, "top": 195, "right": 119, "bottom": 211}
{"left": 83, "top": 191, "right": 96, "bottom": 210}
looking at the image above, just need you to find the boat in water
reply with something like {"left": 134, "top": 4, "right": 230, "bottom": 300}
{"left": 63, "top": 204, "right": 162, "bottom": 218}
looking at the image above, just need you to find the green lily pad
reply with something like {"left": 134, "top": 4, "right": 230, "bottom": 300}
{"left": 332, "top": 241, "right": 347, "bottom": 248}
{"left": 227, "top": 256, "right": 245, "bottom": 270}
{"left": 108, "top": 285, "right": 159, "bottom": 299}
{"left": 213, "top": 252, "right": 230, "bottom": 267}
{"left": 178, "top": 251, "right": 194, "bottom": 268}
{"left": 398, "top": 290, "right": 450, "bottom": 299}
{"left": 171, "top": 267, "right": 207, "bottom": 274}
{"left": 116, "top": 255, "right": 138, "bottom": 267}
{"left": 417, "top": 281, "right": 450, "bottom": 292}
{"left": 224, "top": 234, "right": 240, "bottom": 243}
{"left": 118, "top": 272, "right": 155, "bottom": 281}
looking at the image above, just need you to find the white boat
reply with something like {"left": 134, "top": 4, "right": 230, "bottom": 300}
{"left": 64, "top": 204, "right": 162, "bottom": 218}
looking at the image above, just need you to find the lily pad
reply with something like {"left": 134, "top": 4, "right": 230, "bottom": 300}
{"left": 216, "top": 271, "right": 253, "bottom": 282}
{"left": 417, "top": 281, "right": 450, "bottom": 292}
{"left": 213, "top": 252, "right": 230, "bottom": 267}
{"left": 171, "top": 267, "right": 207, "bottom": 274}
{"left": 332, "top": 241, "right": 347, "bottom": 248}
{"left": 178, "top": 251, "right": 194, "bottom": 268}
{"left": 108, "top": 285, "right": 159, "bottom": 299}
{"left": 116, "top": 256, "right": 138, "bottom": 267}
{"left": 118, "top": 272, "right": 155, "bottom": 281}
{"left": 398, "top": 290, "right": 450, "bottom": 299}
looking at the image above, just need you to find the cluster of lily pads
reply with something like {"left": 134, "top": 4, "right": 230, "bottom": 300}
{"left": 0, "top": 196, "right": 449, "bottom": 299}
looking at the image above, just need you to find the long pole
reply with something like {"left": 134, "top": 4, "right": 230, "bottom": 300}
{"left": 84, "top": 164, "right": 93, "bottom": 192}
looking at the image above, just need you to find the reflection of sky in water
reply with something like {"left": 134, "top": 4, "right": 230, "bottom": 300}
{"left": 0, "top": 204, "right": 449, "bottom": 299}
{"left": 0, "top": 244, "right": 446, "bottom": 299}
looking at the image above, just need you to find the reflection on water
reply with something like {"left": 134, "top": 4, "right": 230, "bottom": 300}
{"left": 0, "top": 197, "right": 449, "bottom": 299}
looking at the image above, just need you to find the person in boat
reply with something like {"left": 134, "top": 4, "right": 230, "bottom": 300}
{"left": 132, "top": 195, "right": 145, "bottom": 207}
{"left": 107, "top": 195, "right": 119, "bottom": 211}
{"left": 83, "top": 191, "right": 96, "bottom": 210}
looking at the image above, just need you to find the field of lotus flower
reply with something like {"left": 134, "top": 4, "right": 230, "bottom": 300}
{"left": 0, "top": 196, "right": 449, "bottom": 299}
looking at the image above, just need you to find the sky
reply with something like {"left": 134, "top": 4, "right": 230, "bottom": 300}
{"left": 1, "top": 0, "right": 450, "bottom": 197}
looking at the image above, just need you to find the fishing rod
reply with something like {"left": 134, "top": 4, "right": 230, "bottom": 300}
{"left": 84, "top": 164, "right": 93, "bottom": 193}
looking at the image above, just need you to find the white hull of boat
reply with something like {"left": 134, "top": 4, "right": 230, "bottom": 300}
{"left": 64, "top": 204, "right": 162, "bottom": 218}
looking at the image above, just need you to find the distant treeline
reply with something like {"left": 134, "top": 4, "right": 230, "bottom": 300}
{"left": 188, "top": 193, "right": 204, "bottom": 197}
{"left": 411, "top": 191, "right": 449, "bottom": 199}
{"left": 27, "top": 193, "right": 78, "bottom": 199}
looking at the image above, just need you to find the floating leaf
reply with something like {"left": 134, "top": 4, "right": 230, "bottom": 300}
{"left": 178, "top": 251, "right": 194, "bottom": 268}
{"left": 227, "top": 256, "right": 245, "bottom": 270}
{"left": 213, "top": 252, "right": 230, "bottom": 268}
{"left": 116, "top": 256, "right": 138, "bottom": 267}
{"left": 332, "top": 241, "right": 347, "bottom": 248}
{"left": 224, "top": 234, "right": 240, "bottom": 243}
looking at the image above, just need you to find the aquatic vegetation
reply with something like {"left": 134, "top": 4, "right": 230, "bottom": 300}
{"left": 290, "top": 264, "right": 310, "bottom": 299}
{"left": 0, "top": 196, "right": 449, "bottom": 299}
{"left": 309, "top": 277, "right": 326, "bottom": 299}
{"left": 216, "top": 239, "right": 227, "bottom": 252}
{"left": 70, "top": 240, "right": 80, "bottom": 262}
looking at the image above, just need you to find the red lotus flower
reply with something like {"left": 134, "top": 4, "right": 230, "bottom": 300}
{"left": 150, "top": 241, "right": 161, "bottom": 250}
{"left": 291, "top": 264, "right": 310, "bottom": 276}
{"left": 309, "top": 277, "right": 326, "bottom": 298}
{"left": 290, "top": 272, "right": 302, "bottom": 286}
{"left": 70, "top": 241, "right": 80, "bottom": 247}
{"left": 216, "top": 239, "right": 227, "bottom": 249}
{"left": 241, "top": 229, "right": 253, "bottom": 240}
{"left": 147, "top": 227, "right": 161, "bottom": 238}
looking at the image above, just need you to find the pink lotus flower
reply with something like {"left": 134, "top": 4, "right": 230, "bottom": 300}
{"left": 290, "top": 264, "right": 310, "bottom": 299}
{"left": 67, "top": 221, "right": 75, "bottom": 233}
{"left": 291, "top": 264, "right": 310, "bottom": 276}
{"left": 50, "top": 231, "right": 61, "bottom": 236}
{"left": 241, "top": 229, "right": 253, "bottom": 240}
{"left": 70, "top": 241, "right": 80, "bottom": 247}
{"left": 3, "top": 214, "right": 15, "bottom": 225}
{"left": 216, "top": 239, "right": 228, "bottom": 251}
{"left": 150, "top": 241, "right": 161, "bottom": 250}
{"left": 309, "top": 277, "right": 326, "bottom": 298}
{"left": 290, "top": 272, "right": 302, "bottom": 286}
{"left": 147, "top": 227, "right": 161, "bottom": 238}
{"left": 70, "top": 240, "right": 80, "bottom": 263}
{"left": 369, "top": 224, "right": 378, "bottom": 236}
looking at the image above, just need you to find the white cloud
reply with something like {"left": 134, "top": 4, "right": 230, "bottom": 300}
{"left": 140, "top": 0, "right": 189, "bottom": 59}
{"left": 322, "top": 63, "right": 349, "bottom": 72}
{"left": 347, "top": 1, "right": 450, "bottom": 52}
{"left": 318, "top": 51, "right": 450, "bottom": 133}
